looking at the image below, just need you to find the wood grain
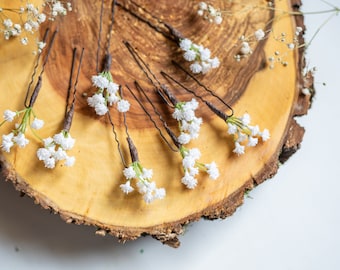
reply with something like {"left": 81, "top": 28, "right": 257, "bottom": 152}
{"left": 0, "top": 0, "right": 312, "bottom": 247}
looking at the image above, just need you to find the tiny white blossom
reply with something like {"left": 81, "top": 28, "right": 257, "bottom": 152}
{"left": 64, "top": 156, "right": 75, "bottom": 167}
{"left": 123, "top": 166, "right": 136, "bottom": 179}
{"left": 92, "top": 75, "right": 109, "bottom": 89}
{"left": 37, "top": 148, "right": 51, "bottom": 161}
{"left": 233, "top": 142, "right": 245, "bottom": 155}
{"left": 240, "top": 42, "right": 251, "bottom": 55}
{"left": 206, "top": 162, "right": 220, "bottom": 180}
{"left": 44, "top": 157, "right": 56, "bottom": 169}
{"left": 120, "top": 181, "right": 134, "bottom": 194}
{"left": 254, "top": 29, "right": 265, "bottom": 41}
{"left": 181, "top": 172, "right": 197, "bottom": 189}
{"left": 179, "top": 38, "right": 192, "bottom": 51}
{"left": 13, "top": 132, "right": 29, "bottom": 148}
{"left": 247, "top": 136, "right": 258, "bottom": 147}
{"left": 31, "top": 118, "right": 44, "bottom": 130}
{"left": 190, "top": 62, "right": 203, "bottom": 74}
{"left": 142, "top": 168, "right": 153, "bottom": 179}
{"left": 94, "top": 103, "right": 108, "bottom": 116}
{"left": 261, "top": 129, "right": 270, "bottom": 141}
{"left": 117, "top": 99, "right": 130, "bottom": 112}
{"left": 178, "top": 133, "right": 191, "bottom": 145}
{"left": 3, "top": 110, "right": 16, "bottom": 122}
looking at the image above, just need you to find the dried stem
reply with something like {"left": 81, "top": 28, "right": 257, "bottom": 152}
{"left": 126, "top": 82, "right": 178, "bottom": 152}
{"left": 172, "top": 61, "right": 234, "bottom": 117}
{"left": 26, "top": 29, "right": 58, "bottom": 108}
{"left": 64, "top": 47, "right": 85, "bottom": 132}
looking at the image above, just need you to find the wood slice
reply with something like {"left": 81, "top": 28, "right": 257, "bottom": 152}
{"left": 0, "top": 0, "right": 312, "bottom": 247}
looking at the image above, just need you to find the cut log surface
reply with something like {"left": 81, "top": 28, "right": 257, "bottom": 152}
{"left": 0, "top": 0, "right": 312, "bottom": 247}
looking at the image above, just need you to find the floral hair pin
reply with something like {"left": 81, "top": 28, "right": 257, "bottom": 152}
{"left": 87, "top": 0, "right": 130, "bottom": 116}
{"left": 1, "top": 29, "right": 57, "bottom": 153}
{"left": 36, "top": 47, "right": 84, "bottom": 169}
{"left": 124, "top": 40, "right": 202, "bottom": 146}
{"left": 163, "top": 62, "right": 270, "bottom": 155}
{"left": 127, "top": 82, "right": 220, "bottom": 190}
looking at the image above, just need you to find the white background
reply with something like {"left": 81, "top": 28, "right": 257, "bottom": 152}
{"left": 1, "top": 1, "right": 339, "bottom": 269}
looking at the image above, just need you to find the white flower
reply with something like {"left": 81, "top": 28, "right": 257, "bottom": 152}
{"left": 43, "top": 137, "right": 54, "bottom": 147}
{"left": 64, "top": 156, "right": 75, "bottom": 167}
{"left": 233, "top": 142, "right": 245, "bottom": 155}
{"left": 13, "top": 132, "right": 29, "bottom": 148}
{"left": 143, "top": 192, "right": 154, "bottom": 204}
{"left": 44, "top": 157, "right": 56, "bottom": 169}
{"left": 142, "top": 168, "right": 153, "bottom": 179}
{"left": 206, "top": 162, "right": 220, "bottom": 180}
{"left": 107, "top": 82, "right": 119, "bottom": 94}
{"left": 261, "top": 129, "right": 270, "bottom": 141}
{"left": 247, "top": 136, "right": 258, "bottom": 147}
{"left": 3, "top": 110, "right": 16, "bottom": 122}
{"left": 181, "top": 172, "right": 197, "bottom": 189}
{"left": 288, "top": 43, "right": 295, "bottom": 50}
{"left": 254, "top": 29, "right": 265, "bottom": 41}
{"left": 37, "top": 13, "right": 46, "bottom": 23}
{"left": 94, "top": 103, "right": 108, "bottom": 116}
{"left": 183, "top": 50, "right": 197, "bottom": 61}
{"left": 37, "top": 148, "right": 51, "bottom": 161}
{"left": 228, "top": 123, "right": 237, "bottom": 135}
{"left": 31, "top": 118, "right": 44, "bottom": 130}
{"left": 120, "top": 181, "right": 134, "bottom": 194}
{"left": 182, "top": 155, "right": 196, "bottom": 169}
{"left": 3, "top": 19, "right": 13, "bottom": 28}
{"left": 154, "top": 188, "right": 166, "bottom": 200}
{"left": 1, "top": 133, "right": 14, "bottom": 153}
{"left": 240, "top": 42, "right": 251, "bottom": 55}
{"left": 92, "top": 75, "right": 109, "bottom": 89}
{"left": 87, "top": 93, "right": 105, "bottom": 107}
{"left": 241, "top": 113, "right": 251, "bottom": 125}
{"left": 54, "top": 148, "right": 67, "bottom": 161}
{"left": 199, "top": 2, "right": 208, "bottom": 10}
{"left": 179, "top": 39, "right": 192, "bottom": 51}
{"left": 123, "top": 166, "right": 136, "bottom": 179}
{"left": 214, "top": 15, "right": 223, "bottom": 25}
{"left": 117, "top": 99, "right": 130, "bottom": 112}
{"left": 178, "top": 133, "right": 191, "bottom": 145}
{"left": 200, "top": 48, "right": 211, "bottom": 61}
{"left": 190, "top": 62, "right": 203, "bottom": 74}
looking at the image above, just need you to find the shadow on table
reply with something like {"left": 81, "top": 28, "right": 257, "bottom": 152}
{"left": 0, "top": 178, "right": 152, "bottom": 257}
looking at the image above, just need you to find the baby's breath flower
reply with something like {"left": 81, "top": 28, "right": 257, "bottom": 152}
{"left": 120, "top": 161, "right": 165, "bottom": 204}
{"left": 226, "top": 113, "right": 270, "bottom": 155}
{"left": 31, "top": 117, "right": 44, "bottom": 130}
{"left": 87, "top": 71, "right": 130, "bottom": 115}
{"left": 36, "top": 130, "right": 76, "bottom": 169}
{"left": 254, "top": 29, "right": 265, "bottom": 41}
{"left": 3, "top": 110, "right": 16, "bottom": 122}
{"left": 1, "top": 107, "right": 44, "bottom": 153}
{"left": 0, "top": 1, "right": 71, "bottom": 45}
{"left": 172, "top": 98, "right": 202, "bottom": 145}
{"left": 197, "top": 2, "right": 223, "bottom": 25}
{"left": 179, "top": 146, "right": 220, "bottom": 189}
{"left": 179, "top": 39, "right": 220, "bottom": 74}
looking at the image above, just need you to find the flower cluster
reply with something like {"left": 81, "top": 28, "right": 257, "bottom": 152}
{"left": 234, "top": 28, "right": 266, "bottom": 62}
{"left": 0, "top": 1, "right": 71, "bottom": 45}
{"left": 179, "top": 146, "right": 219, "bottom": 189}
{"left": 179, "top": 38, "right": 220, "bottom": 74}
{"left": 1, "top": 108, "right": 44, "bottom": 153}
{"left": 172, "top": 98, "right": 202, "bottom": 145}
{"left": 36, "top": 130, "right": 75, "bottom": 169}
{"left": 87, "top": 71, "right": 130, "bottom": 116}
{"left": 268, "top": 26, "right": 303, "bottom": 69}
{"left": 226, "top": 113, "right": 270, "bottom": 155}
{"left": 120, "top": 162, "right": 166, "bottom": 204}
{"left": 197, "top": 2, "right": 223, "bottom": 25}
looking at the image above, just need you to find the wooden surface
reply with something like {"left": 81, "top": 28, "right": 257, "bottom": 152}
{"left": 0, "top": 0, "right": 312, "bottom": 247}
